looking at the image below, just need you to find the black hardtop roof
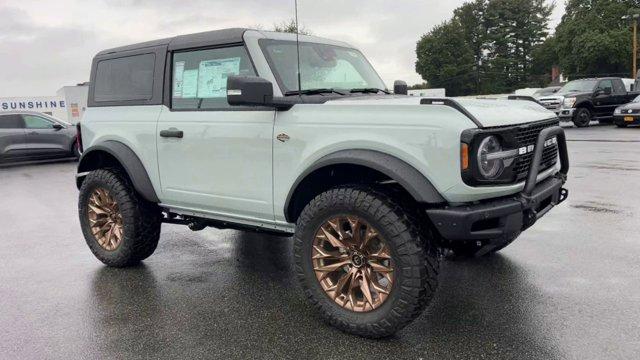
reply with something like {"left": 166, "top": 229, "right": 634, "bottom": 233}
{"left": 95, "top": 28, "right": 248, "bottom": 56}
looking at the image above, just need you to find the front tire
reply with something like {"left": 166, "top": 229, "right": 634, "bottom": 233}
{"left": 293, "top": 186, "right": 439, "bottom": 338}
{"left": 573, "top": 108, "right": 592, "bottom": 127}
{"left": 79, "top": 168, "right": 161, "bottom": 267}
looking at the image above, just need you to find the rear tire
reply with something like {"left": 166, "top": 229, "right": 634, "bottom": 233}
{"left": 79, "top": 168, "right": 161, "bottom": 267}
{"left": 293, "top": 186, "right": 439, "bottom": 338}
{"left": 572, "top": 108, "right": 592, "bottom": 128}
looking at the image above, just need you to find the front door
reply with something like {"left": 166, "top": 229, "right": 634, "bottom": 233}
{"left": 156, "top": 45, "right": 275, "bottom": 223}
{"left": 593, "top": 79, "right": 616, "bottom": 117}
{"left": 21, "top": 114, "right": 68, "bottom": 157}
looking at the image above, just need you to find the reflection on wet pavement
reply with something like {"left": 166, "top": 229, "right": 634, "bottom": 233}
{"left": 1, "top": 126, "right": 639, "bottom": 359}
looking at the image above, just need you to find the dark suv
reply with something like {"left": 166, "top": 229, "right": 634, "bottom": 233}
{"left": 0, "top": 111, "right": 79, "bottom": 164}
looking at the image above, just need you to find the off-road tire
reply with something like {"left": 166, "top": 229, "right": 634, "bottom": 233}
{"left": 445, "top": 231, "right": 521, "bottom": 259}
{"left": 573, "top": 107, "right": 592, "bottom": 128}
{"left": 293, "top": 186, "right": 440, "bottom": 338}
{"left": 79, "top": 168, "right": 161, "bottom": 267}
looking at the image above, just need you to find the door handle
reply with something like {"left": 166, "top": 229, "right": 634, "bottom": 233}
{"left": 28, "top": 131, "right": 38, "bottom": 135}
{"left": 159, "top": 128, "right": 183, "bottom": 138}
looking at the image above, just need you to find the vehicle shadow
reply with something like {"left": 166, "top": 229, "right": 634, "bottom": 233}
{"left": 84, "top": 232, "right": 562, "bottom": 359}
{"left": 0, "top": 157, "right": 77, "bottom": 168}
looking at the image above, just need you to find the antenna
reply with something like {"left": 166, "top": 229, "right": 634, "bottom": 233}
{"left": 294, "top": 0, "right": 302, "bottom": 94}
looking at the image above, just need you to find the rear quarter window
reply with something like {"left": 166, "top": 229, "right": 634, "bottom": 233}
{"left": 0, "top": 114, "right": 24, "bottom": 129}
{"left": 94, "top": 53, "right": 155, "bottom": 102}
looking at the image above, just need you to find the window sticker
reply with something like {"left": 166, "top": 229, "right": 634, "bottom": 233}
{"left": 173, "top": 61, "right": 186, "bottom": 97}
{"left": 197, "top": 57, "right": 241, "bottom": 98}
{"left": 181, "top": 69, "right": 199, "bottom": 98}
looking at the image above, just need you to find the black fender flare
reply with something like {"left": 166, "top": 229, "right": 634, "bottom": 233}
{"left": 77, "top": 140, "right": 159, "bottom": 203}
{"left": 284, "top": 149, "right": 445, "bottom": 222}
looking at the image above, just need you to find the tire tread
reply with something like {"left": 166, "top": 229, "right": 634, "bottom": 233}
{"left": 293, "top": 185, "right": 439, "bottom": 338}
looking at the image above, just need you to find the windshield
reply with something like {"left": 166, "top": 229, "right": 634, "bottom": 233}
{"left": 633, "top": 95, "right": 640, "bottom": 103}
{"left": 558, "top": 79, "right": 598, "bottom": 94}
{"left": 259, "top": 39, "right": 387, "bottom": 94}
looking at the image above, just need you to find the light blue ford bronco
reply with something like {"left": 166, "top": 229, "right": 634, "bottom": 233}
{"left": 76, "top": 28, "right": 569, "bottom": 338}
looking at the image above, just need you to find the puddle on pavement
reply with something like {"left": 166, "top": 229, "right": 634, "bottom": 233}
{"left": 570, "top": 201, "right": 623, "bottom": 214}
{"left": 577, "top": 163, "right": 640, "bottom": 172}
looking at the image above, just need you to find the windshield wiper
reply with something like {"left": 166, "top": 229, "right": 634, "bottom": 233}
{"left": 284, "top": 88, "right": 346, "bottom": 96}
{"left": 350, "top": 88, "right": 390, "bottom": 94}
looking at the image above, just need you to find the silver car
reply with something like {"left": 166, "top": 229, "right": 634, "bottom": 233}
{"left": 0, "top": 111, "right": 79, "bottom": 164}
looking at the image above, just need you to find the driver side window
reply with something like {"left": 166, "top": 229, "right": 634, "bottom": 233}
{"left": 598, "top": 80, "right": 613, "bottom": 94}
{"left": 171, "top": 46, "right": 256, "bottom": 110}
{"left": 22, "top": 115, "right": 54, "bottom": 129}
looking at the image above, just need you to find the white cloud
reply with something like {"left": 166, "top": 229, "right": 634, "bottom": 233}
{"left": 0, "top": 0, "right": 562, "bottom": 96}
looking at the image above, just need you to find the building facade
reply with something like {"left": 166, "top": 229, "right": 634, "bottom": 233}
{"left": 0, "top": 84, "right": 88, "bottom": 124}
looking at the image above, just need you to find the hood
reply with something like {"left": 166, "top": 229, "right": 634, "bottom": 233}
{"left": 327, "top": 95, "right": 556, "bottom": 128}
{"left": 540, "top": 91, "right": 590, "bottom": 100}
{"left": 618, "top": 101, "right": 640, "bottom": 110}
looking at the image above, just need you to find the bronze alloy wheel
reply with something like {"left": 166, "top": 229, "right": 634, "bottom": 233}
{"left": 87, "top": 188, "right": 123, "bottom": 251}
{"left": 312, "top": 216, "right": 395, "bottom": 312}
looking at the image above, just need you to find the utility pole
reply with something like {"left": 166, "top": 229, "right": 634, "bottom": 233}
{"left": 476, "top": 57, "right": 482, "bottom": 94}
{"left": 634, "top": 19, "right": 638, "bottom": 79}
{"left": 622, "top": 14, "right": 640, "bottom": 79}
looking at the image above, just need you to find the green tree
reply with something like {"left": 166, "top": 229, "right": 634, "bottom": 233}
{"left": 530, "top": 35, "right": 560, "bottom": 85}
{"left": 484, "top": 0, "right": 553, "bottom": 91}
{"left": 415, "top": 0, "right": 553, "bottom": 95}
{"left": 273, "top": 19, "right": 312, "bottom": 35}
{"left": 454, "top": 0, "right": 489, "bottom": 91}
{"left": 554, "top": 0, "right": 637, "bottom": 78}
{"left": 415, "top": 20, "right": 477, "bottom": 96}
{"left": 408, "top": 82, "right": 430, "bottom": 90}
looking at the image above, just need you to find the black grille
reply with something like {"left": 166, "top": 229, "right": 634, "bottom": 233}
{"left": 512, "top": 120, "right": 559, "bottom": 180}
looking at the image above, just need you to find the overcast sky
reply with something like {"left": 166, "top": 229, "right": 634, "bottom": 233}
{"left": 0, "top": 0, "right": 564, "bottom": 97}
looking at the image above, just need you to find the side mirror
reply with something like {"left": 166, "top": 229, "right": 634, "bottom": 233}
{"left": 226, "top": 76, "right": 292, "bottom": 110}
{"left": 393, "top": 80, "right": 408, "bottom": 95}
{"left": 227, "top": 76, "right": 274, "bottom": 107}
{"left": 604, "top": 87, "right": 612, "bottom": 95}
{"left": 594, "top": 88, "right": 604, "bottom": 97}
{"left": 52, "top": 123, "right": 64, "bottom": 130}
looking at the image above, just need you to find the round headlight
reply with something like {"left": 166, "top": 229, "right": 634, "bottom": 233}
{"left": 477, "top": 136, "right": 504, "bottom": 179}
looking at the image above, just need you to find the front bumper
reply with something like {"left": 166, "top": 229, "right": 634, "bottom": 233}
{"left": 614, "top": 114, "right": 640, "bottom": 126}
{"left": 427, "top": 126, "right": 569, "bottom": 242}
{"left": 555, "top": 108, "right": 574, "bottom": 121}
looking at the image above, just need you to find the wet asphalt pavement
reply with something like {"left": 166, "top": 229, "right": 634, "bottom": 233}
{"left": 1, "top": 124, "right": 639, "bottom": 359}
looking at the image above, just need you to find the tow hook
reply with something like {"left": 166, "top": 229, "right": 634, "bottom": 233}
{"left": 559, "top": 188, "right": 569, "bottom": 203}
{"left": 523, "top": 209, "right": 537, "bottom": 229}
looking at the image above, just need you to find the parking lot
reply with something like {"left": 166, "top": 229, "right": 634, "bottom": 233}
{"left": 0, "top": 124, "right": 639, "bottom": 359}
